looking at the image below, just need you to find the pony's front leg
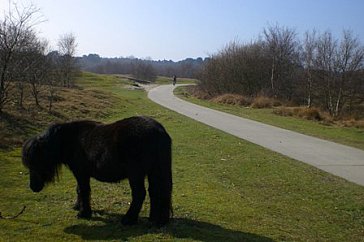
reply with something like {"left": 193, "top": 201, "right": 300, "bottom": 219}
{"left": 75, "top": 177, "right": 92, "bottom": 219}
{"left": 73, "top": 185, "right": 81, "bottom": 211}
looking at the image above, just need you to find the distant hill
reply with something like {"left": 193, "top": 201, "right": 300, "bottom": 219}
{"left": 77, "top": 54, "right": 208, "bottom": 79}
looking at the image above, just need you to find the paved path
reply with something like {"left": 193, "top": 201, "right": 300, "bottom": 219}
{"left": 148, "top": 84, "right": 364, "bottom": 186}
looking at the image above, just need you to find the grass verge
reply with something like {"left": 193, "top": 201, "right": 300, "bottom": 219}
{"left": 175, "top": 86, "right": 364, "bottom": 150}
{"left": 0, "top": 75, "right": 364, "bottom": 241}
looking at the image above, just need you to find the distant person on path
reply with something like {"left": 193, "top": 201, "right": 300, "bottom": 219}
{"left": 172, "top": 75, "right": 177, "bottom": 86}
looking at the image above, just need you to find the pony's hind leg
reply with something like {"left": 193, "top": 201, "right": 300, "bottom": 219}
{"left": 147, "top": 140, "right": 173, "bottom": 227}
{"left": 147, "top": 174, "right": 159, "bottom": 223}
{"left": 147, "top": 169, "right": 172, "bottom": 226}
{"left": 122, "top": 174, "right": 146, "bottom": 225}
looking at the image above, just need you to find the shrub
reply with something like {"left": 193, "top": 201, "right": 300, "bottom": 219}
{"left": 297, "top": 107, "right": 322, "bottom": 121}
{"left": 188, "top": 86, "right": 212, "bottom": 100}
{"left": 212, "top": 94, "right": 251, "bottom": 106}
{"left": 273, "top": 107, "right": 294, "bottom": 116}
{"left": 273, "top": 107, "right": 323, "bottom": 121}
{"left": 341, "top": 119, "right": 364, "bottom": 128}
{"left": 251, "top": 96, "right": 281, "bottom": 109}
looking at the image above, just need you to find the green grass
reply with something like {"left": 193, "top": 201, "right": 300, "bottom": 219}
{"left": 1, "top": 74, "right": 364, "bottom": 241}
{"left": 175, "top": 86, "right": 364, "bottom": 151}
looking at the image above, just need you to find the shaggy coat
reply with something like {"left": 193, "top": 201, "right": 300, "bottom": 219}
{"left": 22, "top": 116, "right": 173, "bottom": 226}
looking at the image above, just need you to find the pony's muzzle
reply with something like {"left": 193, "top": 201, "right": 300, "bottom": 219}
{"left": 30, "top": 181, "right": 44, "bottom": 192}
{"left": 30, "top": 185, "right": 43, "bottom": 192}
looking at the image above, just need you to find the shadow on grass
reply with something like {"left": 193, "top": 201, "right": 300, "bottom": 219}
{"left": 64, "top": 210, "right": 273, "bottom": 242}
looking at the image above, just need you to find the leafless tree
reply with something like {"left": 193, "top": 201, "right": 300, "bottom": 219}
{"left": 0, "top": 2, "right": 42, "bottom": 113}
{"left": 26, "top": 40, "right": 50, "bottom": 106}
{"left": 131, "top": 59, "right": 157, "bottom": 82}
{"left": 45, "top": 51, "right": 62, "bottom": 112}
{"left": 302, "top": 30, "right": 317, "bottom": 107}
{"left": 58, "top": 33, "right": 78, "bottom": 87}
{"left": 311, "top": 31, "right": 337, "bottom": 115}
{"left": 334, "top": 30, "right": 364, "bottom": 116}
{"left": 200, "top": 40, "right": 270, "bottom": 97}
{"left": 263, "top": 24, "right": 299, "bottom": 98}
{"left": 13, "top": 31, "right": 41, "bottom": 108}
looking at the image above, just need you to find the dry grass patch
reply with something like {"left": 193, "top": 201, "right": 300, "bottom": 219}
{"left": 340, "top": 119, "right": 364, "bottom": 128}
{"left": 273, "top": 107, "right": 324, "bottom": 121}
{"left": 298, "top": 107, "right": 323, "bottom": 121}
{"left": 272, "top": 107, "right": 341, "bottom": 125}
{"left": 187, "top": 86, "right": 212, "bottom": 100}
{"left": 212, "top": 94, "right": 251, "bottom": 106}
{"left": 55, "top": 88, "right": 114, "bottom": 119}
{"left": 0, "top": 85, "right": 118, "bottom": 149}
{"left": 251, "top": 96, "right": 282, "bottom": 109}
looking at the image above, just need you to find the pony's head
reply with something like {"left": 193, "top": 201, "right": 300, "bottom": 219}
{"left": 22, "top": 125, "right": 62, "bottom": 192}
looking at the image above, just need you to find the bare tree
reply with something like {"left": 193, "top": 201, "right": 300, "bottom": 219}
{"left": 26, "top": 40, "right": 50, "bottom": 106}
{"left": 263, "top": 24, "right": 299, "bottom": 98}
{"left": 199, "top": 40, "right": 271, "bottom": 97}
{"left": 313, "top": 31, "right": 337, "bottom": 115}
{"left": 45, "top": 51, "right": 62, "bottom": 112}
{"left": 0, "top": 3, "right": 42, "bottom": 113}
{"left": 313, "top": 30, "right": 364, "bottom": 117}
{"left": 131, "top": 59, "right": 157, "bottom": 82}
{"left": 302, "top": 30, "right": 317, "bottom": 107}
{"left": 13, "top": 31, "right": 41, "bottom": 108}
{"left": 58, "top": 33, "right": 78, "bottom": 87}
{"left": 334, "top": 30, "right": 364, "bottom": 116}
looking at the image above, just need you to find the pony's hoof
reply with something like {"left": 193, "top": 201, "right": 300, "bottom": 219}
{"left": 121, "top": 216, "right": 138, "bottom": 226}
{"left": 77, "top": 210, "right": 92, "bottom": 219}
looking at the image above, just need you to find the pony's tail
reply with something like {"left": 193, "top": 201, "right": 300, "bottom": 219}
{"left": 148, "top": 134, "right": 173, "bottom": 226}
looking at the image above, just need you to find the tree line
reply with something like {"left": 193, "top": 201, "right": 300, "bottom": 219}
{"left": 0, "top": 4, "right": 78, "bottom": 114}
{"left": 78, "top": 54, "right": 205, "bottom": 81}
{"left": 199, "top": 25, "right": 364, "bottom": 118}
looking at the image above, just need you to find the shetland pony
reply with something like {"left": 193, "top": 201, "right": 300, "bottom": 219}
{"left": 22, "top": 116, "right": 173, "bottom": 226}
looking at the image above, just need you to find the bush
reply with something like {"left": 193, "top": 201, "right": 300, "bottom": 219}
{"left": 251, "top": 96, "right": 281, "bottom": 109}
{"left": 273, "top": 107, "right": 323, "bottom": 121}
{"left": 212, "top": 94, "right": 251, "bottom": 106}
{"left": 297, "top": 107, "right": 322, "bottom": 121}
{"left": 341, "top": 119, "right": 364, "bottom": 128}
{"left": 273, "top": 107, "right": 295, "bottom": 116}
{"left": 188, "top": 86, "right": 212, "bottom": 100}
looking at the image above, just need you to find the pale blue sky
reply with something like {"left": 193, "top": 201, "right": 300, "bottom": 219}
{"left": 1, "top": 0, "right": 364, "bottom": 60}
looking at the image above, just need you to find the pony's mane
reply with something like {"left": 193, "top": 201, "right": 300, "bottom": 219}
{"left": 22, "top": 138, "right": 35, "bottom": 169}
{"left": 22, "top": 123, "right": 64, "bottom": 183}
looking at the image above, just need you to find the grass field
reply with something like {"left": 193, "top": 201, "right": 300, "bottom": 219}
{"left": 1, "top": 73, "right": 364, "bottom": 241}
{"left": 175, "top": 86, "right": 364, "bottom": 151}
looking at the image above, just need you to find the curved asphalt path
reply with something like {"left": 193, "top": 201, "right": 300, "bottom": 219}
{"left": 148, "top": 84, "right": 364, "bottom": 186}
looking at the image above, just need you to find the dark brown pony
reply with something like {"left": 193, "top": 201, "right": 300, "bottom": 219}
{"left": 22, "top": 116, "right": 172, "bottom": 226}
